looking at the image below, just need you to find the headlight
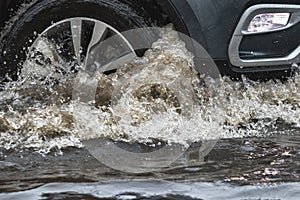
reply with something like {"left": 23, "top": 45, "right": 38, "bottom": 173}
{"left": 247, "top": 13, "right": 290, "bottom": 33}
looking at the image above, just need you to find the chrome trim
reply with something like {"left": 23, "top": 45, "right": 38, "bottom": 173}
{"left": 228, "top": 4, "right": 300, "bottom": 67}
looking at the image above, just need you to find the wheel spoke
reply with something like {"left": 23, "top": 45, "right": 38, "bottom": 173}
{"left": 32, "top": 17, "right": 137, "bottom": 74}
{"left": 84, "top": 22, "right": 108, "bottom": 69}
{"left": 89, "top": 22, "right": 108, "bottom": 50}
{"left": 98, "top": 51, "right": 136, "bottom": 73}
{"left": 70, "top": 19, "right": 82, "bottom": 65}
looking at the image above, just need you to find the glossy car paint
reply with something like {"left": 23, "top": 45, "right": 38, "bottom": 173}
{"left": 169, "top": 0, "right": 300, "bottom": 78}
{"left": 1, "top": 0, "right": 299, "bottom": 79}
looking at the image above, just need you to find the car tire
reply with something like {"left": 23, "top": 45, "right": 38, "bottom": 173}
{"left": 0, "top": 0, "right": 156, "bottom": 82}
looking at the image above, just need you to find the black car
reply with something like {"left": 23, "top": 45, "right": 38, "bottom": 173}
{"left": 1, "top": 0, "right": 299, "bottom": 82}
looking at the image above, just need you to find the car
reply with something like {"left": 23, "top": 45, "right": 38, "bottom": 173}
{"left": 0, "top": 0, "right": 299, "bottom": 83}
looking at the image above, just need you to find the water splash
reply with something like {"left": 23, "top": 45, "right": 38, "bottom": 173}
{"left": 0, "top": 28, "right": 299, "bottom": 154}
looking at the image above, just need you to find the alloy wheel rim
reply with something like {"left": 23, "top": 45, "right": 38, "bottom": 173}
{"left": 26, "top": 17, "right": 136, "bottom": 76}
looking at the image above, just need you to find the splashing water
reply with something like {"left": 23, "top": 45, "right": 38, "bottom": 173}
{"left": 0, "top": 28, "right": 299, "bottom": 154}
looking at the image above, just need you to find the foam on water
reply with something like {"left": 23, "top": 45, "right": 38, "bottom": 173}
{"left": 0, "top": 28, "right": 299, "bottom": 153}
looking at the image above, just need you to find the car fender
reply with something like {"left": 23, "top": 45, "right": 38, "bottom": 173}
{"left": 156, "top": 0, "right": 208, "bottom": 50}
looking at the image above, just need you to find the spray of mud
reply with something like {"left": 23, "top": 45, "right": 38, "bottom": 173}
{"left": 0, "top": 28, "right": 299, "bottom": 154}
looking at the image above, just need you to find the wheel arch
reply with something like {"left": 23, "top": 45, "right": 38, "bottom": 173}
{"left": 1, "top": 0, "right": 210, "bottom": 59}
{"left": 1, "top": 0, "right": 206, "bottom": 44}
{"left": 154, "top": 0, "right": 208, "bottom": 49}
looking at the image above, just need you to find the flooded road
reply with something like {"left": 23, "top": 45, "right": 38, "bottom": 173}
{"left": 0, "top": 135, "right": 299, "bottom": 199}
{"left": 0, "top": 28, "right": 300, "bottom": 199}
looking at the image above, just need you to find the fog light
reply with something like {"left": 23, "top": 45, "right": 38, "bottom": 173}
{"left": 247, "top": 13, "right": 290, "bottom": 33}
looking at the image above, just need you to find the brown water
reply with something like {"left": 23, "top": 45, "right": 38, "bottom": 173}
{"left": 0, "top": 28, "right": 299, "bottom": 199}
{"left": 0, "top": 135, "right": 299, "bottom": 199}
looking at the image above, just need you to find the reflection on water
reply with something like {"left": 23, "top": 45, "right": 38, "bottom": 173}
{"left": 0, "top": 135, "right": 299, "bottom": 199}
{"left": 1, "top": 181, "right": 300, "bottom": 200}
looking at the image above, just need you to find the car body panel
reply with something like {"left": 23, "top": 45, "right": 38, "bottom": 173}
{"left": 1, "top": 0, "right": 300, "bottom": 79}
{"left": 167, "top": 0, "right": 300, "bottom": 78}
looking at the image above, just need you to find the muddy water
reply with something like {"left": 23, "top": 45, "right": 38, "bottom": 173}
{"left": 0, "top": 135, "right": 299, "bottom": 199}
{"left": 0, "top": 29, "right": 300, "bottom": 199}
